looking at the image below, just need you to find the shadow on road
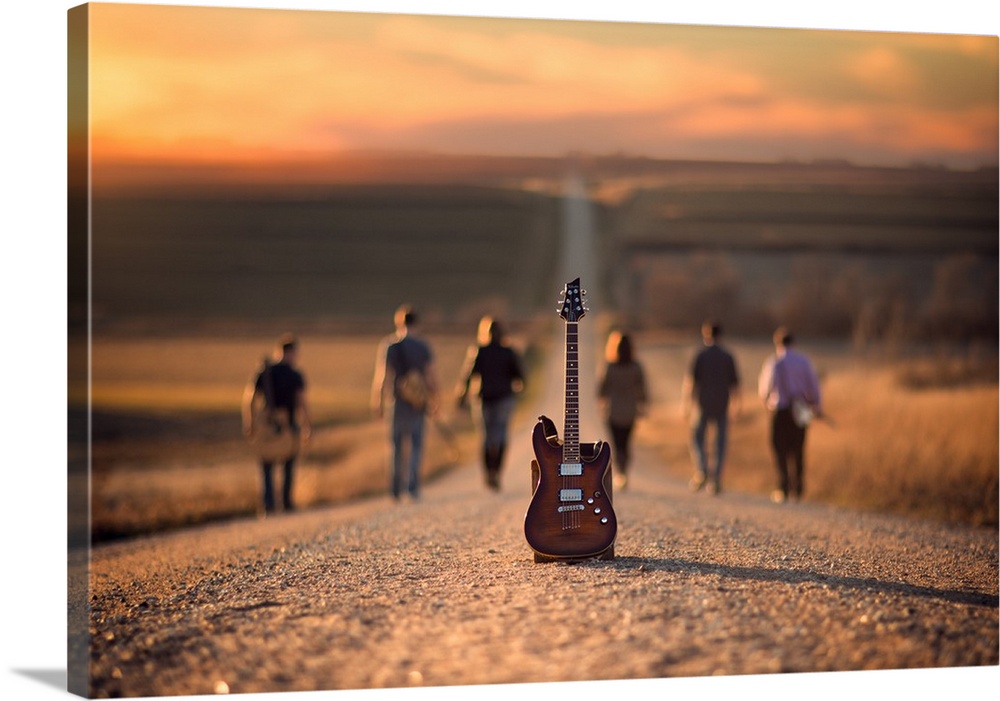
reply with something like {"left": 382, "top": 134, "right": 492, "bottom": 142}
{"left": 566, "top": 556, "right": 999, "bottom": 609}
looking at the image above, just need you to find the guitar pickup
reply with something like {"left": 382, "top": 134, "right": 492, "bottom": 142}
{"left": 559, "top": 463, "right": 583, "bottom": 476}
{"left": 558, "top": 504, "right": 585, "bottom": 513}
{"left": 559, "top": 488, "right": 583, "bottom": 502}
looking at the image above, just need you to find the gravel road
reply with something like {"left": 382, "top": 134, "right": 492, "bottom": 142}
{"left": 76, "top": 435, "right": 998, "bottom": 699}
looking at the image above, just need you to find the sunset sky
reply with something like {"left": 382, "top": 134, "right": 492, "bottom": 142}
{"left": 82, "top": 1, "right": 999, "bottom": 174}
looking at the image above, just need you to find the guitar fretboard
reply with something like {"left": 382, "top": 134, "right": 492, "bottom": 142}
{"left": 563, "top": 321, "right": 580, "bottom": 463}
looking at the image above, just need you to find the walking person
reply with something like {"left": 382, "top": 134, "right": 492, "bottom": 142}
{"left": 242, "top": 334, "right": 312, "bottom": 515}
{"left": 758, "top": 327, "right": 823, "bottom": 503}
{"left": 682, "top": 321, "right": 741, "bottom": 495}
{"left": 456, "top": 316, "right": 525, "bottom": 491}
{"left": 371, "top": 305, "right": 438, "bottom": 501}
{"left": 597, "top": 330, "right": 649, "bottom": 490}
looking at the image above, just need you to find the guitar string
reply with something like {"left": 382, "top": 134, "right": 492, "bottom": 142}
{"left": 565, "top": 320, "right": 579, "bottom": 530}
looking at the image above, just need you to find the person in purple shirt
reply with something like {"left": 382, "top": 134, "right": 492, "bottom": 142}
{"left": 758, "top": 327, "right": 823, "bottom": 503}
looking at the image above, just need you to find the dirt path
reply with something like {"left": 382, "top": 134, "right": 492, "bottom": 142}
{"left": 72, "top": 173, "right": 999, "bottom": 700}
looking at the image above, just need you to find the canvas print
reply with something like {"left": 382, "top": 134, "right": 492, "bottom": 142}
{"left": 67, "top": 2, "right": 998, "bottom": 699}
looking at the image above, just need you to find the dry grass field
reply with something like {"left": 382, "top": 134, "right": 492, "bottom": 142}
{"left": 71, "top": 328, "right": 997, "bottom": 543}
{"left": 632, "top": 334, "right": 998, "bottom": 528}
{"left": 72, "top": 331, "right": 520, "bottom": 541}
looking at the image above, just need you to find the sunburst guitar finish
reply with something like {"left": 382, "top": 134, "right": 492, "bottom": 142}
{"left": 523, "top": 278, "right": 617, "bottom": 561}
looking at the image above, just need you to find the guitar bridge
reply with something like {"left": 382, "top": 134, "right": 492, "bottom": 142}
{"left": 558, "top": 504, "right": 585, "bottom": 513}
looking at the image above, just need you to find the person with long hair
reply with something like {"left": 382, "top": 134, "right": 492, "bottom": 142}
{"left": 457, "top": 316, "right": 525, "bottom": 491}
{"left": 598, "top": 330, "right": 649, "bottom": 490}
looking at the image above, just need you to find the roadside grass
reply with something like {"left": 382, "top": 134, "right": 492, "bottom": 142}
{"left": 635, "top": 337, "right": 998, "bottom": 528}
{"left": 77, "top": 331, "right": 487, "bottom": 541}
{"left": 74, "top": 332, "right": 998, "bottom": 541}
{"left": 808, "top": 367, "right": 998, "bottom": 526}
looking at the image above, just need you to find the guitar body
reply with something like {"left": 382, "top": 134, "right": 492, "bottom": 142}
{"left": 524, "top": 415, "right": 617, "bottom": 560}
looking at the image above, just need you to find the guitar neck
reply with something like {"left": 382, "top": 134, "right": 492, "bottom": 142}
{"left": 563, "top": 321, "right": 581, "bottom": 463}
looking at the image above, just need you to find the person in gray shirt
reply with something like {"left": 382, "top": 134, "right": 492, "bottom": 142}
{"left": 371, "top": 305, "right": 438, "bottom": 501}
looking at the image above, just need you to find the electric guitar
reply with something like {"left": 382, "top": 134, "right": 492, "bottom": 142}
{"left": 524, "top": 278, "right": 617, "bottom": 561}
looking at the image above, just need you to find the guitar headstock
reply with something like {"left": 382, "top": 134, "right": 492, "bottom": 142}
{"left": 558, "top": 278, "right": 587, "bottom": 322}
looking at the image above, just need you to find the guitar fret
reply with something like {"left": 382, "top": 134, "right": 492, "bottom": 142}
{"left": 564, "top": 319, "right": 581, "bottom": 463}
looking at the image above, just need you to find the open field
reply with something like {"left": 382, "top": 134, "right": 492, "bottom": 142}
{"left": 81, "top": 160, "right": 998, "bottom": 344}
{"left": 71, "top": 328, "right": 550, "bottom": 542}
{"left": 632, "top": 333, "right": 999, "bottom": 527}
{"left": 86, "top": 184, "right": 562, "bottom": 331}
{"left": 71, "top": 330, "right": 998, "bottom": 543}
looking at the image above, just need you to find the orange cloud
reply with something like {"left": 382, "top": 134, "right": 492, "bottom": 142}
{"left": 84, "top": 4, "right": 998, "bottom": 170}
{"left": 848, "top": 46, "right": 922, "bottom": 96}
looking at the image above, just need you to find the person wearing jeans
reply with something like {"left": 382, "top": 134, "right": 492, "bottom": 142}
{"left": 457, "top": 317, "right": 525, "bottom": 491}
{"left": 682, "top": 322, "right": 741, "bottom": 495}
{"left": 390, "top": 400, "right": 426, "bottom": 500}
{"left": 371, "top": 305, "right": 438, "bottom": 501}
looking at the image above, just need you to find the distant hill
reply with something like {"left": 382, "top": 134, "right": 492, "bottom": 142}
{"left": 88, "top": 149, "right": 998, "bottom": 197}
{"left": 73, "top": 153, "right": 998, "bottom": 339}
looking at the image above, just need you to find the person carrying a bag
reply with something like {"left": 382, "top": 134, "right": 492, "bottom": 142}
{"left": 757, "top": 327, "right": 823, "bottom": 503}
{"left": 242, "top": 334, "right": 312, "bottom": 515}
{"left": 371, "top": 305, "right": 438, "bottom": 501}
